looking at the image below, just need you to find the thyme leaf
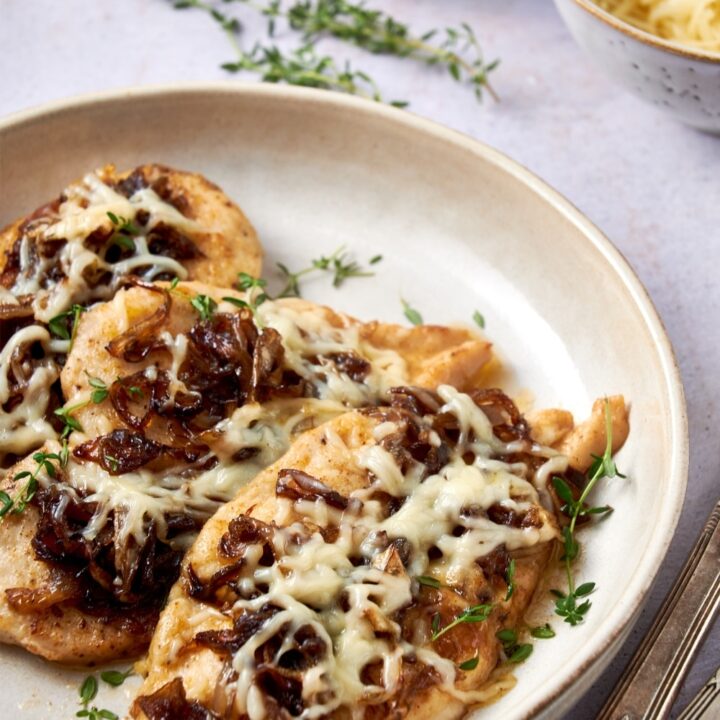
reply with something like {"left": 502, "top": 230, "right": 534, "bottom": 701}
{"left": 504, "top": 558, "right": 516, "bottom": 601}
{"left": 401, "top": 298, "right": 422, "bottom": 326}
{"left": 530, "top": 623, "right": 556, "bottom": 639}
{"left": 107, "top": 211, "right": 141, "bottom": 252}
{"left": 472, "top": 309, "right": 485, "bottom": 329}
{"left": 507, "top": 643, "right": 533, "bottom": 663}
{"left": 77, "top": 674, "right": 121, "bottom": 720}
{"left": 85, "top": 372, "right": 109, "bottom": 404}
{"left": 224, "top": 272, "right": 269, "bottom": 325}
{"left": 416, "top": 575, "right": 440, "bottom": 589}
{"left": 79, "top": 676, "right": 98, "bottom": 706}
{"left": 100, "top": 668, "right": 133, "bottom": 687}
{"left": 48, "top": 304, "right": 85, "bottom": 349}
{"left": 430, "top": 604, "right": 492, "bottom": 641}
{"left": 191, "top": 294, "right": 217, "bottom": 321}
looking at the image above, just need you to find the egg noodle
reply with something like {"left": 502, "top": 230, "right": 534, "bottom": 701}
{"left": 598, "top": 0, "right": 720, "bottom": 52}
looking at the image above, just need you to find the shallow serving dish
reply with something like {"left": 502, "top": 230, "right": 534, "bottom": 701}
{"left": 554, "top": 0, "right": 720, "bottom": 131}
{"left": 0, "top": 84, "right": 688, "bottom": 718}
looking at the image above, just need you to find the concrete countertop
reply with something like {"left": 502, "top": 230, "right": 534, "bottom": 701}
{"left": 1, "top": 0, "right": 718, "bottom": 717}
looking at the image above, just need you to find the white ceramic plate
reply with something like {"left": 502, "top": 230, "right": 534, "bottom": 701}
{"left": 0, "top": 84, "right": 688, "bottom": 719}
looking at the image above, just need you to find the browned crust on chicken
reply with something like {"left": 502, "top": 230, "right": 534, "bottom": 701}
{"left": 0, "top": 453, "right": 155, "bottom": 663}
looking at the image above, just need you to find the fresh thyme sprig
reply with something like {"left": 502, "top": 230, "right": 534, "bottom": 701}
{"left": 174, "top": 0, "right": 398, "bottom": 103}
{"left": 221, "top": 272, "right": 270, "bottom": 322}
{"left": 0, "top": 448, "right": 65, "bottom": 522}
{"left": 277, "top": 0, "right": 499, "bottom": 101}
{"left": 86, "top": 372, "right": 110, "bottom": 404}
{"left": 191, "top": 293, "right": 218, "bottom": 321}
{"left": 276, "top": 247, "right": 376, "bottom": 297}
{"left": 107, "top": 211, "right": 141, "bottom": 251}
{"left": 430, "top": 603, "right": 492, "bottom": 641}
{"left": 170, "top": 0, "right": 498, "bottom": 105}
{"left": 48, "top": 303, "right": 85, "bottom": 350}
{"left": 225, "top": 43, "right": 397, "bottom": 103}
{"left": 76, "top": 674, "right": 119, "bottom": 720}
{"left": 551, "top": 400, "right": 624, "bottom": 626}
{"left": 53, "top": 376, "right": 110, "bottom": 439}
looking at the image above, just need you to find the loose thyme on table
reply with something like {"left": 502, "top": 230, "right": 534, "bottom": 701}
{"left": 171, "top": 0, "right": 499, "bottom": 105}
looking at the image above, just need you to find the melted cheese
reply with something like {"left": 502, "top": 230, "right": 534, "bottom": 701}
{"left": 0, "top": 325, "right": 58, "bottom": 463}
{"left": 258, "top": 302, "right": 409, "bottom": 404}
{"left": 192, "top": 386, "right": 562, "bottom": 719}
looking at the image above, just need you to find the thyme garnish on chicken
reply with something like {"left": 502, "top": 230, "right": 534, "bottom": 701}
{"left": 48, "top": 303, "right": 85, "bottom": 350}
{"left": 430, "top": 603, "right": 493, "bottom": 641}
{"left": 190, "top": 293, "right": 218, "bottom": 321}
{"left": 0, "top": 449, "right": 64, "bottom": 523}
{"left": 551, "top": 400, "right": 625, "bottom": 625}
{"left": 223, "top": 271, "right": 270, "bottom": 324}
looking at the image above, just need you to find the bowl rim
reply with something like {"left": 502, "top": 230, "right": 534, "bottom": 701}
{"left": 0, "top": 83, "right": 690, "bottom": 718}
{"left": 569, "top": 0, "right": 720, "bottom": 63}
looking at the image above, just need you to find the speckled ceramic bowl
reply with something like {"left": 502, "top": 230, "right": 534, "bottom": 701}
{"left": 554, "top": 0, "right": 720, "bottom": 131}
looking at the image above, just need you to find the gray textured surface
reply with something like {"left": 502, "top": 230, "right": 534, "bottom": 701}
{"left": 1, "top": 0, "right": 718, "bottom": 717}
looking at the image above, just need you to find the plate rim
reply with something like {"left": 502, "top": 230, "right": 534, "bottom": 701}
{"left": 0, "top": 82, "right": 689, "bottom": 718}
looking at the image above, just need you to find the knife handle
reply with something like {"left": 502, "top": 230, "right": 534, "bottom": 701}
{"left": 596, "top": 501, "right": 720, "bottom": 720}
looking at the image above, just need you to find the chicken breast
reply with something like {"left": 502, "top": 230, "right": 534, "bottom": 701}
{"left": 0, "top": 163, "right": 262, "bottom": 320}
{"left": 60, "top": 281, "right": 493, "bottom": 441}
{"left": 132, "top": 387, "right": 560, "bottom": 720}
{"left": 0, "top": 287, "right": 493, "bottom": 665}
{"left": 0, "top": 448, "right": 156, "bottom": 663}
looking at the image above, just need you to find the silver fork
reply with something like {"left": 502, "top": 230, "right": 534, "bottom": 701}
{"left": 596, "top": 500, "right": 720, "bottom": 720}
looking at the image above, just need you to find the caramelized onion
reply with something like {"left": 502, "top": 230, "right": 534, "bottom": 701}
{"left": 133, "top": 678, "right": 214, "bottom": 720}
{"left": 194, "top": 604, "right": 281, "bottom": 656}
{"left": 468, "top": 388, "right": 530, "bottom": 442}
{"left": 147, "top": 223, "right": 203, "bottom": 260}
{"left": 219, "top": 516, "right": 274, "bottom": 559}
{"left": 321, "top": 351, "right": 371, "bottom": 382}
{"left": 73, "top": 429, "right": 208, "bottom": 474}
{"left": 276, "top": 468, "right": 349, "bottom": 510}
{"left": 5, "top": 574, "right": 81, "bottom": 613}
{"left": 31, "top": 485, "right": 186, "bottom": 607}
{"left": 106, "top": 280, "right": 170, "bottom": 362}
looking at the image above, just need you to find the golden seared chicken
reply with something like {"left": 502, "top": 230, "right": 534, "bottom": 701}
{"left": 0, "top": 283, "right": 495, "bottom": 664}
{"left": 0, "top": 163, "right": 262, "bottom": 319}
{"left": 132, "top": 387, "right": 573, "bottom": 720}
{"left": 0, "top": 163, "right": 262, "bottom": 467}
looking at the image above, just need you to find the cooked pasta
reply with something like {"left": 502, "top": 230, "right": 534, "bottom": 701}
{"left": 598, "top": 0, "right": 720, "bottom": 52}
